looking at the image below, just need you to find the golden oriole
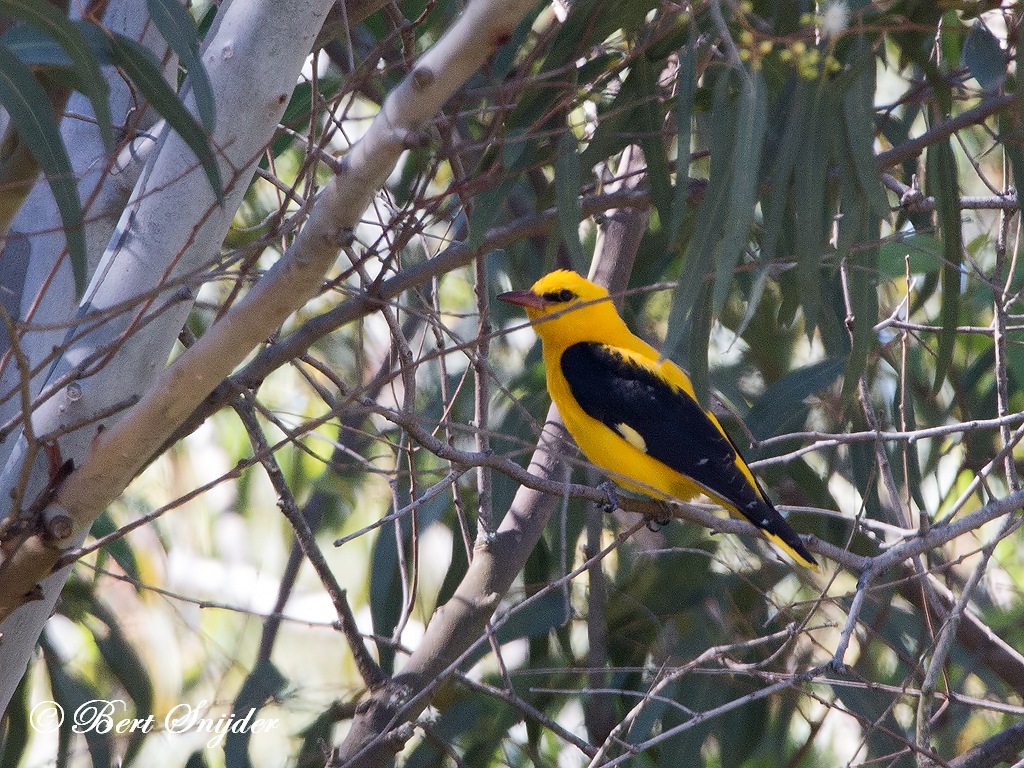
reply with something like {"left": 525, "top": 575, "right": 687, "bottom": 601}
{"left": 498, "top": 269, "right": 817, "bottom": 570}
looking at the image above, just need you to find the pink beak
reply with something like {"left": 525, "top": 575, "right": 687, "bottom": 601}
{"left": 497, "top": 290, "right": 546, "bottom": 309}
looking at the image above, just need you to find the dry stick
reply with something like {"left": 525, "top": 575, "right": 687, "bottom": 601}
{"left": 333, "top": 505, "right": 648, "bottom": 766}
{"left": 162, "top": 187, "right": 650, "bottom": 451}
{"left": 351, "top": 380, "right": 1024, "bottom": 576}
{"left": 755, "top": 411, "right": 1024, "bottom": 453}
{"left": 940, "top": 720, "right": 1024, "bottom": 768}
{"left": 587, "top": 626, "right": 801, "bottom": 766}
{"left": 472, "top": 256, "right": 494, "bottom": 538}
{"left": 0, "top": 307, "right": 42, "bottom": 532}
{"left": 234, "top": 396, "right": 385, "bottom": 690}
{"left": 876, "top": 93, "right": 1016, "bottom": 170}
{"left": 916, "top": 185, "right": 1024, "bottom": 750}
{"left": 584, "top": 141, "right": 651, "bottom": 745}
{"left": 455, "top": 674, "right": 597, "bottom": 758}
{"left": 0, "top": 0, "right": 540, "bottom": 621}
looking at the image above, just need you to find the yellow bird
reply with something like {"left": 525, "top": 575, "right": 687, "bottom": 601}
{"left": 498, "top": 269, "right": 817, "bottom": 570}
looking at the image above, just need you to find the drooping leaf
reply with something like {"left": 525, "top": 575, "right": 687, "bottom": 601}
{"left": 842, "top": 35, "right": 890, "bottom": 221}
{"left": 42, "top": 638, "right": 114, "bottom": 768}
{"left": 961, "top": 21, "right": 1006, "bottom": 93}
{"left": 224, "top": 659, "right": 288, "bottom": 768}
{"left": 0, "top": 672, "right": 31, "bottom": 768}
{"left": 892, "top": 372, "right": 928, "bottom": 515}
{"left": 86, "top": 598, "right": 154, "bottom": 766}
{"left": 925, "top": 137, "right": 962, "bottom": 392}
{"left": 0, "top": 44, "right": 87, "bottom": 293}
{"left": 147, "top": 0, "right": 216, "bottom": 130}
{"left": 554, "top": 129, "right": 587, "bottom": 272}
{"left": 938, "top": 10, "right": 966, "bottom": 69}
{"left": 463, "top": 590, "right": 570, "bottom": 669}
{"left": 267, "top": 78, "right": 343, "bottom": 161}
{"left": 80, "top": 25, "right": 224, "bottom": 203}
{"left": 746, "top": 357, "right": 846, "bottom": 440}
{"left": 666, "top": 27, "right": 697, "bottom": 248}
{"left": 662, "top": 69, "right": 734, "bottom": 371}
{"left": 632, "top": 55, "right": 672, "bottom": 231}
{"left": 878, "top": 232, "right": 943, "bottom": 277}
{"left": 2, "top": 0, "right": 112, "bottom": 149}
{"left": 759, "top": 78, "right": 811, "bottom": 268}
{"left": 793, "top": 80, "right": 830, "bottom": 336}
{"left": 711, "top": 68, "right": 767, "bottom": 315}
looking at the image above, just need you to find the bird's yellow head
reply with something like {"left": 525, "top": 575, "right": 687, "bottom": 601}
{"left": 497, "top": 270, "right": 627, "bottom": 347}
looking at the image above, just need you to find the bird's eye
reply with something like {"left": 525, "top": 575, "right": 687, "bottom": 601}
{"left": 542, "top": 289, "right": 577, "bottom": 303}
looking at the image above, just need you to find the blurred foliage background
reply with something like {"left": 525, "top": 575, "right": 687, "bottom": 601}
{"left": 2, "top": 0, "right": 1024, "bottom": 766}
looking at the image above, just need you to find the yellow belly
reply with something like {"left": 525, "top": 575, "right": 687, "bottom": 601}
{"left": 549, "top": 364, "right": 710, "bottom": 505}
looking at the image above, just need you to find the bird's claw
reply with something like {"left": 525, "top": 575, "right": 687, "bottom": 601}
{"left": 597, "top": 480, "right": 619, "bottom": 513}
{"left": 644, "top": 501, "right": 673, "bottom": 531}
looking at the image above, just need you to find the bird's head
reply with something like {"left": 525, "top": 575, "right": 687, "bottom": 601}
{"left": 497, "top": 270, "right": 624, "bottom": 346}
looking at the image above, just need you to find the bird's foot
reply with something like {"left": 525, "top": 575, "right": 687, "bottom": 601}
{"left": 644, "top": 501, "right": 673, "bottom": 532}
{"left": 597, "top": 480, "right": 619, "bottom": 513}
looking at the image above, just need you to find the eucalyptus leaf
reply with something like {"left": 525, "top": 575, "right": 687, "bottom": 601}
{"left": 925, "top": 138, "right": 962, "bottom": 391}
{"left": 1, "top": 0, "right": 112, "bottom": 149}
{"left": 842, "top": 35, "right": 890, "bottom": 221}
{"left": 746, "top": 357, "right": 845, "bottom": 440}
{"left": 793, "top": 82, "right": 830, "bottom": 336}
{"left": 961, "top": 21, "right": 1005, "bottom": 92}
{"left": 79, "top": 26, "right": 225, "bottom": 203}
{"left": 147, "top": 0, "right": 216, "bottom": 130}
{"left": 666, "top": 28, "right": 697, "bottom": 248}
{"left": 555, "top": 130, "right": 587, "bottom": 272}
{"left": 0, "top": 44, "right": 87, "bottom": 293}
{"left": 711, "top": 69, "right": 766, "bottom": 315}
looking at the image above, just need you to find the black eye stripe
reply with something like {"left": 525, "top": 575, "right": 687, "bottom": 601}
{"left": 542, "top": 289, "right": 577, "bottom": 303}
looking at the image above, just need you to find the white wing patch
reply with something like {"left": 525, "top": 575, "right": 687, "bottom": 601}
{"left": 614, "top": 422, "right": 648, "bottom": 453}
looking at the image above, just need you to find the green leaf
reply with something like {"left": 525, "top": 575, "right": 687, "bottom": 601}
{"left": 147, "top": 0, "right": 216, "bottom": 130}
{"left": 832, "top": 145, "right": 881, "bottom": 403}
{"left": 224, "top": 659, "right": 288, "bottom": 768}
{"left": 633, "top": 55, "right": 672, "bottom": 232}
{"left": 685, "top": 280, "right": 714, "bottom": 405}
{"left": 961, "top": 21, "right": 1005, "bottom": 92}
{"left": 892, "top": 372, "right": 928, "bottom": 515}
{"left": 925, "top": 138, "right": 962, "bottom": 391}
{"left": 711, "top": 69, "right": 766, "bottom": 315}
{"left": 110, "top": 31, "right": 222, "bottom": 202}
{"left": 793, "top": 81, "right": 830, "bottom": 336}
{"left": 554, "top": 129, "right": 587, "bottom": 272}
{"left": 662, "top": 70, "right": 733, "bottom": 369}
{"left": 938, "top": 11, "right": 966, "bottom": 69}
{"left": 2, "top": 0, "right": 112, "bottom": 150}
{"left": 0, "top": 44, "right": 87, "bottom": 294}
{"left": 0, "top": 671, "right": 31, "bottom": 768}
{"left": 759, "top": 78, "right": 811, "bottom": 268}
{"left": 879, "top": 232, "right": 943, "bottom": 277}
{"left": 89, "top": 604, "right": 153, "bottom": 765}
{"left": 42, "top": 638, "right": 114, "bottom": 768}
{"left": 667, "top": 29, "right": 697, "bottom": 248}
{"left": 842, "top": 35, "right": 890, "bottom": 221}
{"left": 849, "top": 420, "right": 882, "bottom": 521}
{"left": 464, "top": 590, "right": 569, "bottom": 668}
{"left": 267, "top": 78, "right": 343, "bottom": 161}
{"left": 0, "top": 24, "right": 71, "bottom": 66}
{"left": 746, "top": 357, "right": 846, "bottom": 440}
{"left": 91, "top": 510, "right": 141, "bottom": 581}
{"left": 80, "top": 26, "right": 224, "bottom": 203}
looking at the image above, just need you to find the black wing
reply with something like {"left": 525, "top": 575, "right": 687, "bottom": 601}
{"left": 561, "top": 342, "right": 757, "bottom": 507}
{"left": 561, "top": 342, "right": 816, "bottom": 565}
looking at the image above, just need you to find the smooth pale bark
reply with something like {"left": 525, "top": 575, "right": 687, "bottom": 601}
{"left": 0, "top": 3, "right": 170, "bottom": 467}
{"left": 0, "top": 0, "right": 335, "bottom": 714}
{"left": 0, "top": 0, "right": 538, "bottom": 720}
